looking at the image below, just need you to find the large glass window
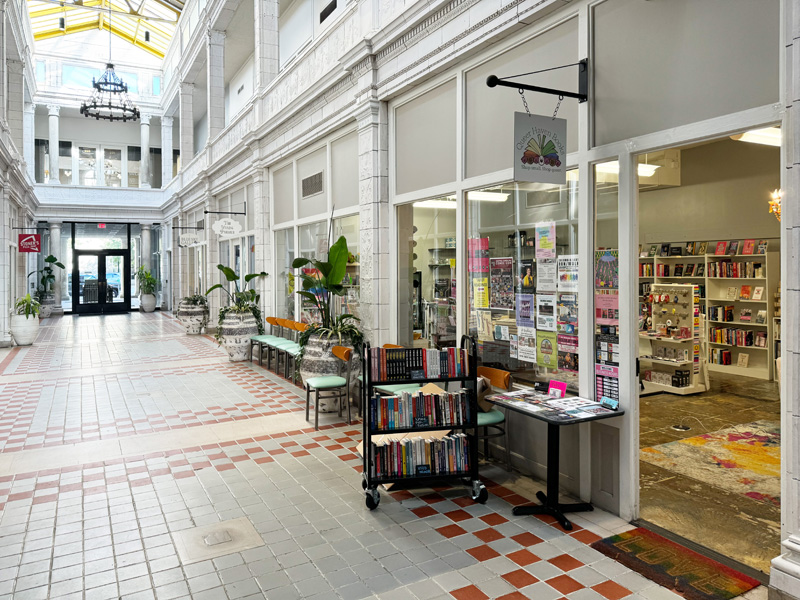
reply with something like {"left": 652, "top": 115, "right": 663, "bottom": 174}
{"left": 79, "top": 146, "right": 97, "bottom": 186}
{"left": 74, "top": 223, "right": 129, "bottom": 250}
{"left": 397, "top": 198, "right": 458, "bottom": 350}
{"left": 104, "top": 148, "right": 123, "bottom": 187}
{"left": 466, "top": 173, "right": 579, "bottom": 391}
{"left": 332, "top": 215, "right": 360, "bottom": 319}
{"left": 275, "top": 229, "right": 295, "bottom": 320}
{"left": 298, "top": 221, "right": 328, "bottom": 323}
{"left": 128, "top": 147, "right": 141, "bottom": 188}
{"left": 59, "top": 142, "right": 73, "bottom": 184}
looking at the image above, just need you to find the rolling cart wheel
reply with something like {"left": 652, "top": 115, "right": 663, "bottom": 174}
{"left": 361, "top": 477, "right": 367, "bottom": 490}
{"left": 365, "top": 489, "right": 380, "bottom": 510}
{"left": 471, "top": 481, "right": 488, "bottom": 504}
{"left": 475, "top": 487, "right": 489, "bottom": 504}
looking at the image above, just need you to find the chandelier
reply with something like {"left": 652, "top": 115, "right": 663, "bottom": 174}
{"left": 768, "top": 188, "right": 782, "bottom": 222}
{"left": 79, "top": 4, "right": 140, "bottom": 122}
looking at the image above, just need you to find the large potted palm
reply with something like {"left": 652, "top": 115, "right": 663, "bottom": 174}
{"left": 29, "top": 254, "right": 65, "bottom": 318}
{"left": 10, "top": 294, "right": 40, "bottom": 346}
{"left": 292, "top": 236, "right": 363, "bottom": 401}
{"left": 206, "top": 266, "right": 268, "bottom": 361}
{"left": 136, "top": 266, "right": 158, "bottom": 312}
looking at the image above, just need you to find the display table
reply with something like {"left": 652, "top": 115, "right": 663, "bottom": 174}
{"left": 487, "top": 390, "right": 623, "bottom": 530}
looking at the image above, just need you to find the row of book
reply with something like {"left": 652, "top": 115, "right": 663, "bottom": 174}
{"left": 709, "top": 348, "right": 733, "bottom": 365}
{"left": 370, "top": 434, "right": 470, "bottom": 479}
{"left": 639, "top": 263, "right": 654, "bottom": 277}
{"left": 707, "top": 260, "right": 764, "bottom": 279}
{"left": 369, "top": 390, "right": 472, "bottom": 431}
{"left": 654, "top": 263, "right": 706, "bottom": 278}
{"left": 707, "top": 305, "right": 735, "bottom": 323}
{"left": 709, "top": 327, "right": 767, "bottom": 347}
{"left": 368, "top": 347, "right": 470, "bottom": 382}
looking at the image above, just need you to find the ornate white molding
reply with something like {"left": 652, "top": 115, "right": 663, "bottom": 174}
{"left": 141, "top": 114, "right": 152, "bottom": 126}
{"left": 46, "top": 104, "right": 60, "bottom": 117}
{"left": 161, "top": 116, "right": 174, "bottom": 127}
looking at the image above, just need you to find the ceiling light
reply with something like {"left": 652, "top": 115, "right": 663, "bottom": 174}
{"left": 730, "top": 127, "right": 781, "bottom": 147}
{"left": 595, "top": 161, "right": 661, "bottom": 178}
{"left": 466, "top": 191, "right": 509, "bottom": 202}
{"left": 415, "top": 199, "right": 457, "bottom": 209}
{"left": 768, "top": 188, "right": 782, "bottom": 222}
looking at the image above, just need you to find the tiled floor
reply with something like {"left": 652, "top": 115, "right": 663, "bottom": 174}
{"left": 0, "top": 313, "right": 768, "bottom": 599}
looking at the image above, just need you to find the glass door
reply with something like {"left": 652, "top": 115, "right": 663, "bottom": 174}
{"left": 73, "top": 250, "right": 131, "bottom": 314}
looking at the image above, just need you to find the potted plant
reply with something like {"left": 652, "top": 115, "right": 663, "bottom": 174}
{"left": 292, "top": 235, "right": 363, "bottom": 409}
{"left": 176, "top": 294, "right": 209, "bottom": 334}
{"left": 206, "top": 266, "right": 268, "bottom": 361}
{"left": 136, "top": 266, "right": 158, "bottom": 312}
{"left": 28, "top": 254, "right": 65, "bottom": 318}
{"left": 10, "top": 294, "right": 40, "bottom": 346}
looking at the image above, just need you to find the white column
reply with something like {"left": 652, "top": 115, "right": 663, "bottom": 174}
{"left": 252, "top": 169, "right": 271, "bottom": 319}
{"left": 357, "top": 99, "right": 389, "bottom": 346}
{"left": 254, "top": 0, "right": 278, "bottom": 92}
{"left": 161, "top": 116, "right": 173, "bottom": 187}
{"left": 46, "top": 104, "right": 60, "bottom": 184}
{"left": 0, "top": 173, "right": 9, "bottom": 346}
{"left": 139, "top": 114, "right": 151, "bottom": 188}
{"left": 179, "top": 83, "right": 194, "bottom": 165}
{"left": 48, "top": 222, "right": 63, "bottom": 316}
{"left": 23, "top": 103, "right": 35, "bottom": 181}
{"left": 207, "top": 29, "right": 226, "bottom": 140}
{"left": 6, "top": 59, "right": 23, "bottom": 153}
{"left": 141, "top": 224, "right": 151, "bottom": 272}
{"left": 204, "top": 193, "right": 220, "bottom": 327}
{"left": 0, "top": 2, "right": 6, "bottom": 126}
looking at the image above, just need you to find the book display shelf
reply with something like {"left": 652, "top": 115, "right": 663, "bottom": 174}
{"left": 360, "top": 336, "right": 487, "bottom": 510}
{"left": 639, "top": 241, "right": 778, "bottom": 382}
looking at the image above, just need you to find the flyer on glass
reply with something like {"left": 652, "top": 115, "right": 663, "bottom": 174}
{"left": 515, "top": 293, "right": 535, "bottom": 328}
{"left": 535, "top": 221, "right": 557, "bottom": 259}
{"left": 557, "top": 293, "right": 578, "bottom": 334}
{"left": 536, "top": 257, "right": 557, "bottom": 292}
{"left": 518, "top": 259, "right": 535, "bottom": 293}
{"left": 518, "top": 326, "right": 537, "bottom": 363}
{"left": 557, "top": 334, "right": 579, "bottom": 372}
{"left": 537, "top": 331, "right": 558, "bottom": 368}
{"left": 557, "top": 255, "right": 579, "bottom": 292}
{"left": 489, "top": 257, "right": 514, "bottom": 310}
{"left": 473, "top": 278, "right": 489, "bottom": 308}
{"left": 536, "top": 293, "right": 557, "bottom": 331}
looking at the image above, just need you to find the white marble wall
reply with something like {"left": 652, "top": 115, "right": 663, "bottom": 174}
{"left": 0, "top": 175, "right": 9, "bottom": 347}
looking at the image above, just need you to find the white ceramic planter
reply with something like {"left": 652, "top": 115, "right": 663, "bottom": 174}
{"left": 38, "top": 293, "right": 56, "bottom": 318}
{"left": 10, "top": 314, "right": 39, "bottom": 346}
{"left": 176, "top": 301, "right": 209, "bottom": 334}
{"left": 219, "top": 311, "right": 258, "bottom": 362}
{"left": 140, "top": 294, "right": 157, "bottom": 312}
{"left": 299, "top": 333, "right": 361, "bottom": 412}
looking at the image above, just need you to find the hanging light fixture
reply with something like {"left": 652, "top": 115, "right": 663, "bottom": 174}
{"left": 768, "top": 189, "right": 782, "bottom": 222}
{"left": 79, "top": 2, "right": 140, "bottom": 122}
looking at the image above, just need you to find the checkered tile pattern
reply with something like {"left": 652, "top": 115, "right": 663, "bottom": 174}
{"left": 0, "top": 364, "right": 311, "bottom": 452}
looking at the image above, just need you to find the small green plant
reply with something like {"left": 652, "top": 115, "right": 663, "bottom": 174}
{"left": 205, "top": 266, "right": 268, "bottom": 342}
{"left": 181, "top": 294, "right": 207, "bottom": 306}
{"left": 136, "top": 266, "right": 158, "bottom": 295}
{"left": 14, "top": 294, "right": 40, "bottom": 319}
{"left": 28, "top": 254, "right": 65, "bottom": 302}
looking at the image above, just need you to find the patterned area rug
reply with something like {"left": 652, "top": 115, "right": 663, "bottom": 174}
{"left": 592, "top": 528, "right": 760, "bottom": 600}
{"left": 640, "top": 420, "right": 780, "bottom": 507}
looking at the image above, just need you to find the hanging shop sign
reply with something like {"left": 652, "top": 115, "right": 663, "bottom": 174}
{"left": 211, "top": 218, "right": 242, "bottom": 237}
{"left": 18, "top": 234, "right": 41, "bottom": 253}
{"left": 514, "top": 113, "right": 567, "bottom": 185}
{"left": 179, "top": 233, "right": 200, "bottom": 247}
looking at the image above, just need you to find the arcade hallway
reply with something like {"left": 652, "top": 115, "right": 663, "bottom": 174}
{"left": 0, "top": 313, "right": 759, "bottom": 600}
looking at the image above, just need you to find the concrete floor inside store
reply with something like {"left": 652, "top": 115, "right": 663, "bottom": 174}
{"left": 639, "top": 373, "right": 781, "bottom": 576}
{"left": 0, "top": 312, "right": 770, "bottom": 600}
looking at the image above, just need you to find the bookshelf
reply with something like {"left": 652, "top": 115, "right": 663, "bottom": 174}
{"left": 360, "top": 336, "right": 486, "bottom": 510}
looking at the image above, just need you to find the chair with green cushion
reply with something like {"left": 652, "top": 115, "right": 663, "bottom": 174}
{"left": 251, "top": 333, "right": 283, "bottom": 366}
{"left": 305, "top": 345, "right": 353, "bottom": 430}
{"left": 477, "top": 366, "right": 512, "bottom": 471}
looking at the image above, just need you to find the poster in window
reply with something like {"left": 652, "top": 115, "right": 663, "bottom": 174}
{"left": 536, "top": 257, "right": 557, "bottom": 292}
{"left": 557, "top": 334, "right": 579, "bottom": 372}
{"left": 595, "top": 250, "right": 619, "bottom": 290}
{"left": 557, "top": 293, "right": 578, "bottom": 334}
{"left": 536, "top": 293, "right": 557, "bottom": 331}
{"left": 468, "top": 237, "right": 490, "bottom": 273}
{"left": 518, "top": 259, "right": 535, "bottom": 293}
{"left": 473, "top": 277, "right": 489, "bottom": 308}
{"left": 515, "top": 293, "right": 535, "bottom": 328}
{"left": 537, "top": 330, "right": 558, "bottom": 368}
{"left": 595, "top": 291, "right": 619, "bottom": 326}
{"left": 557, "top": 255, "right": 579, "bottom": 292}
{"left": 535, "top": 221, "right": 557, "bottom": 259}
{"left": 489, "top": 257, "right": 514, "bottom": 310}
{"left": 476, "top": 310, "right": 493, "bottom": 341}
{"left": 509, "top": 334, "right": 519, "bottom": 359}
{"left": 518, "top": 326, "right": 537, "bottom": 363}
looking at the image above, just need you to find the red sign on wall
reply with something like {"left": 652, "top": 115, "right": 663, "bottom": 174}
{"left": 18, "top": 234, "right": 41, "bottom": 253}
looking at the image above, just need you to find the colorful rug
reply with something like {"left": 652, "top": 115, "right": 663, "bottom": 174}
{"left": 640, "top": 420, "right": 780, "bottom": 507}
{"left": 592, "top": 528, "right": 760, "bottom": 600}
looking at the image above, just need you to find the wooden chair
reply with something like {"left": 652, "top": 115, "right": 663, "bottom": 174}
{"left": 305, "top": 345, "right": 353, "bottom": 430}
{"left": 477, "top": 366, "right": 512, "bottom": 470}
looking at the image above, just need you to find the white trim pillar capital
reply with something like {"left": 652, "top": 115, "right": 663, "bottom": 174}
{"left": 46, "top": 104, "right": 60, "bottom": 117}
{"left": 141, "top": 113, "right": 152, "bottom": 126}
{"left": 161, "top": 115, "right": 173, "bottom": 127}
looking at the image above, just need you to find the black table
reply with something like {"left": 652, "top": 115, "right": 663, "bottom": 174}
{"left": 487, "top": 392, "right": 623, "bottom": 531}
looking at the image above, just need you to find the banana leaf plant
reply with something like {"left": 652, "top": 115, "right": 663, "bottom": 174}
{"left": 28, "top": 254, "right": 65, "bottom": 302}
{"left": 205, "top": 265, "right": 268, "bottom": 342}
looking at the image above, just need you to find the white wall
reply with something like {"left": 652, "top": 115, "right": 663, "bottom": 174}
{"left": 194, "top": 112, "right": 208, "bottom": 156}
{"left": 278, "top": 0, "right": 313, "bottom": 69}
{"left": 225, "top": 54, "right": 255, "bottom": 125}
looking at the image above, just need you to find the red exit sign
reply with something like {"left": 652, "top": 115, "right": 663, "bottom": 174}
{"left": 98, "top": 223, "right": 106, "bottom": 229}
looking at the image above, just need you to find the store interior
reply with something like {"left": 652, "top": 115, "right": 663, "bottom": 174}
{"left": 635, "top": 132, "right": 781, "bottom": 576}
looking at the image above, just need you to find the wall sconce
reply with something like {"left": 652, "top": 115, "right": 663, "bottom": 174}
{"left": 768, "top": 188, "right": 782, "bottom": 222}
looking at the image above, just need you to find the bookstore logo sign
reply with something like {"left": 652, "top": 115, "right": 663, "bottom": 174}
{"left": 514, "top": 112, "right": 567, "bottom": 185}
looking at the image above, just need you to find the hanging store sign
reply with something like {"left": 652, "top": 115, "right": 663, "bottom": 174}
{"left": 514, "top": 112, "right": 567, "bottom": 185}
{"left": 18, "top": 234, "right": 41, "bottom": 253}
{"left": 179, "top": 233, "right": 200, "bottom": 247}
{"left": 211, "top": 218, "right": 242, "bottom": 237}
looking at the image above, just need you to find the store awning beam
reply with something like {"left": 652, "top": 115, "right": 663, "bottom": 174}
{"left": 486, "top": 59, "right": 588, "bottom": 103}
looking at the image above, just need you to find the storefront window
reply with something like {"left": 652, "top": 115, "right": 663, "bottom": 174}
{"left": 275, "top": 229, "right": 295, "bottom": 320}
{"left": 104, "top": 148, "right": 123, "bottom": 187}
{"left": 128, "top": 147, "right": 141, "bottom": 187}
{"left": 332, "top": 215, "right": 360, "bottom": 319}
{"left": 298, "top": 221, "right": 328, "bottom": 324}
{"left": 59, "top": 142, "right": 73, "bottom": 184}
{"left": 466, "top": 173, "right": 579, "bottom": 390}
{"left": 219, "top": 240, "right": 230, "bottom": 303}
{"left": 79, "top": 146, "right": 97, "bottom": 186}
{"left": 397, "top": 198, "right": 458, "bottom": 350}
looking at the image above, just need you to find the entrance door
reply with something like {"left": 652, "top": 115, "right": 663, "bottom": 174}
{"left": 73, "top": 251, "right": 131, "bottom": 314}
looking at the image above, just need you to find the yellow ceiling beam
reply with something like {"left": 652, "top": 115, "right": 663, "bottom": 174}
{"left": 29, "top": 1, "right": 103, "bottom": 19}
{"left": 34, "top": 20, "right": 99, "bottom": 40}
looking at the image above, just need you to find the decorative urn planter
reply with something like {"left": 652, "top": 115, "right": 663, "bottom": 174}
{"left": 299, "top": 333, "right": 361, "bottom": 412}
{"left": 176, "top": 301, "right": 209, "bottom": 334}
{"left": 10, "top": 314, "right": 39, "bottom": 346}
{"left": 219, "top": 311, "right": 258, "bottom": 361}
{"left": 38, "top": 293, "right": 56, "bottom": 318}
{"left": 140, "top": 293, "right": 157, "bottom": 313}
